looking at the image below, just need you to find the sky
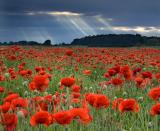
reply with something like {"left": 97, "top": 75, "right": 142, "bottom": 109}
{"left": 0, "top": 0, "right": 160, "bottom": 44}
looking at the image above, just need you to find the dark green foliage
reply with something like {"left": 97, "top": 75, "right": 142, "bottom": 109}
{"left": 71, "top": 34, "right": 160, "bottom": 47}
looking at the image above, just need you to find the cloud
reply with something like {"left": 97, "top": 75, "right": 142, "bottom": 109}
{"left": 1, "top": 11, "right": 83, "bottom": 17}
{"left": 46, "top": 11, "right": 82, "bottom": 16}
{"left": 104, "top": 26, "right": 160, "bottom": 36}
{"left": 0, "top": 11, "right": 83, "bottom": 16}
{"left": 112, "top": 26, "right": 160, "bottom": 33}
{"left": 1, "top": 0, "right": 160, "bottom": 27}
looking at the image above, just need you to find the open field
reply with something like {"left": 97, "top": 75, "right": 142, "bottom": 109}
{"left": 0, "top": 46, "right": 160, "bottom": 131}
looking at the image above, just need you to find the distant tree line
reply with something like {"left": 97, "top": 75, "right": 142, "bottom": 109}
{"left": 1, "top": 34, "right": 160, "bottom": 47}
{"left": 70, "top": 34, "right": 160, "bottom": 47}
{"left": 0, "top": 40, "right": 52, "bottom": 46}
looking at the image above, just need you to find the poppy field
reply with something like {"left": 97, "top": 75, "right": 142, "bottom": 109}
{"left": 0, "top": 46, "right": 160, "bottom": 131}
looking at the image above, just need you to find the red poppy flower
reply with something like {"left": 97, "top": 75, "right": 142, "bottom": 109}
{"left": 71, "top": 98, "right": 80, "bottom": 104}
{"left": 69, "top": 107, "right": 92, "bottom": 124}
{"left": 65, "top": 49, "right": 73, "bottom": 56}
{"left": 61, "top": 77, "right": 75, "bottom": 87}
{"left": 0, "top": 86, "right": 5, "bottom": 93}
{"left": 0, "top": 102, "right": 11, "bottom": 113}
{"left": 29, "top": 74, "right": 49, "bottom": 92}
{"left": 1, "top": 113, "right": 18, "bottom": 131}
{"left": 9, "top": 55, "right": 17, "bottom": 61}
{"left": 83, "top": 70, "right": 92, "bottom": 75}
{"left": 132, "top": 67, "right": 142, "bottom": 76}
{"left": 103, "top": 73, "right": 110, "bottom": 78}
{"left": 120, "top": 65, "right": 132, "bottom": 80}
{"left": 0, "top": 75, "right": 5, "bottom": 81}
{"left": 112, "top": 98, "right": 124, "bottom": 110}
{"left": 85, "top": 93, "right": 110, "bottom": 109}
{"left": 52, "top": 111, "right": 73, "bottom": 125}
{"left": 72, "top": 92, "right": 81, "bottom": 98}
{"left": 27, "top": 70, "right": 32, "bottom": 76}
{"left": 135, "top": 77, "right": 143, "bottom": 86}
{"left": 4, "top": 93, "right": 19, "bottom": 103}
{"left": 112, "top": 65, "right": 120, "bottom": 73}
{"left": 148, "top": 87, "right": 160, "bottom": 101}
{"left": 155, "top": 73, "right": 160, "bottom": 82}
{"left": 123, "top": 71, "right": 132, "bottom": 80}
{"left": 38, "top": 102, "right": 48, "bottom": 111}
{"left": 30, "top": 111, "right": 52, "bottom": 126}
{"left": 48, "top": 67, "right": 53, "bottom": 72}
{"left": 44, "top": 95, "right": 52, "bottom": 102}
{"left": 118, "top": 99, "right": 139, "bottom": 113}
{"left": 120, "top": 65, "right": 130, "bottom": 74}
{"left": 34, "top": 66, "right": 41, "bottom": 72}
{"left": 19, "top": 70, "right": 27, "bottom": 76}
{"left": 142, "top": 71, "right": 152, "bottom": 79}
{"left": 108, "top": 69, "right": 117, "bottom": 76}
{"left": 150, "top": 103, "right": 160, "bottom": 116}
{"left": 11, "top": 97, "right": 28, "bottom": 109}
{"left": 71, "top": 85, "right": 81, "bottom": 92}
{"left": 39, "top": 71, "right": 46, "bottom": 75}
{"left": 111, "top": 78, "right": 123, "bottom": 86}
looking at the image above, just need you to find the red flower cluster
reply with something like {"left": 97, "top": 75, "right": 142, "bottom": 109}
{"left": 120, "top": 65, "right": 132, "bottom": 80}
{"left": 118, "top": 99, "right": 140, "bottom": 113}
{"left": 148, "top": 87, "right": 160, "bottom": 101}
{"left": 150, "top": 103, "right": 160, "bottom": 116}
{"left": 30, "top": 111, "right": 52, "bottom": 126}
{"left": 0, "top": 92, "right": 28, "bottom": 130}
{"left": 112, "top": 98, "right": 139, "bottom": 113}
{"left": 111, "top": 78, "right": 123, "bottom": 86}
{"left": 61, "top": 77, "right": 75, "bottom": 87}
{"left": 30, "top": 102, "right": 92, "bottom": 126}
{"left": 85, "top": 93, "right": 110, "bottom": 109}
{"left": 1, "top": 46, "right": 160, "bottom": 130}
{"left": 65, "top": 49, "right": 74, "bottom": 56}
{"left": 29, "top": 74, "right": 50, "bottom": 92}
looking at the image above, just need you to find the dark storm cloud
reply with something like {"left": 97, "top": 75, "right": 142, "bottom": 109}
{"left": 1, "top": 0, "right": 160, "bottom": 26}
{"left": 0, "top": 0, "right": 160, "bottom": 43}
